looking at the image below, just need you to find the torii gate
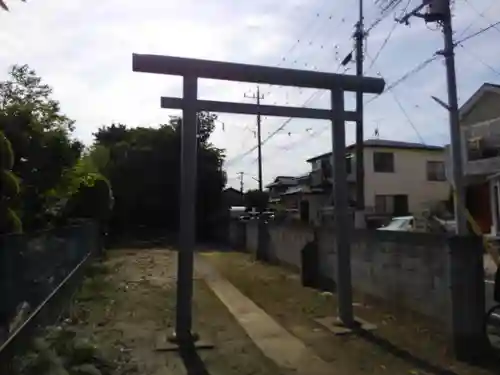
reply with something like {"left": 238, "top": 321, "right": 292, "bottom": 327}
{"left": 132, "top": 53, "right": 385, "bottom": 346}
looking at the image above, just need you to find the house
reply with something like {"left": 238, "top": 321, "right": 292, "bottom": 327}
{"left": 307, "top": 139, "right": 450, "bottom": 225}
{"left": 223, "top": 187, "right": 244, "bottom": 207}
{"left": 266, "top": 176, "right": 299, "bottom": 208}
{"left": 444, "top": 82, "right": 500, "bottom": 234}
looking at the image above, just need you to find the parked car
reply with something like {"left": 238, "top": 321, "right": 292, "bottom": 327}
{"left": 377, "top": 216, "right": 415, "bottom": 231}
{"left": 377, "top": 215, "right": 457, "bottom": 233}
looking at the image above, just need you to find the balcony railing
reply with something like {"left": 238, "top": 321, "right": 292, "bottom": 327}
{"left": 310, "top": 165, "right": 355, "bottom": 187}
{"left": 445, "top": 117, "right": 500, "bottom": 179}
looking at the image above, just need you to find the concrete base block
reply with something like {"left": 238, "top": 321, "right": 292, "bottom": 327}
{"left": 155, "top": 332, "right": 214, "bottom": 351}
{"left": 315, "top": 316, "right": 376, "bottom": 335}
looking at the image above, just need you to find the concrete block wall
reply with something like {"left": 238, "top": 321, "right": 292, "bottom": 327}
{"left": 236, "top": 221, "right": 486, "bottom": 358}
{"left": 229, "top": 220, "right": 246, "bottom": 250}
{"left": 318, "top": 227, "right": 450, "bottom": 323}
{"left": 246, "top": 222, "right": 259, "bottom": 255}
{"left": 267, "top": 223, "right": 314, "bottom": 270}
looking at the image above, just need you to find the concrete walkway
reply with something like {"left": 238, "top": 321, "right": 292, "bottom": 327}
{"left": 195, "top": 255, "right": 333, "bottom": 375}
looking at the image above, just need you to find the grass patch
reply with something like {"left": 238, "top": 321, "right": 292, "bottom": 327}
{"left": 205, "top": 251, "right": 496, "bottom": 375}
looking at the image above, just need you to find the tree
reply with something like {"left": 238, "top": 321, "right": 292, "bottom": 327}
{"left": 93, "top": 113, "right": 227, "bottom": 240}
{"left": 244, "top": 189, "right": 269, "bottom": 212}
{"left": 0, "top": 131, "right": 22, "bottom": 233}
{"left": 0, "top": 65, "right": 83, "bottom": 230}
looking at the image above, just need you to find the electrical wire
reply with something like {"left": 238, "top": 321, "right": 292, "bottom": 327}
{"left": 365, "top": 52, "right": 426, "bottom": 144}
{"left": 457, "top": 43, "right": 500, "bottom": 77}
{"left": 261, "top": 1, "right": 351, "bottom": 97}
{"left": 247, "top": 52, "right": 438, "bottom": 163}
{"left": 374, "top": 0, "right": 407, "bottom": 15}
{"left": 366, "top": 0, "right": 412, "bottom": 73}
{"left": 225, "top": 60, "right": 349, "bottom": 167}
{"left": 455, "top": 20, "right": 500, "bottom": 45}
{"left": 366, "top": 54, "right": 439, "bottom": 106}
{"left": 461, "top": 0, "right": 500, "bottom": 36}
{"left": 226, "top": 3, "right": 405, "bottom": 167}
{"left": 275, "top": 0, "right": 341, "bottom": 68}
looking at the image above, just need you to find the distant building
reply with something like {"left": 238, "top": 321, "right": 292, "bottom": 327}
{"left": 306, "top": 139, "right": 449, "bottom": 225}
{"left": 266, "top": 176, "right": 300, "bottom": 207}
{"left": 223, "top": 187, "right": 244, "bottom": 207}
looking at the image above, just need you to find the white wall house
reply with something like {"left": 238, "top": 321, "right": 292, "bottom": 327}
{"left": 307, "top": 139, "right": 450, "bottom": 224}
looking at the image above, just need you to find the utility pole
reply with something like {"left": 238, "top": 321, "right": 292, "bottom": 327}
{"left": 238, "top": 171, "right": 244, "bottom": 194}
{"left": 245, "top": 87, "right": 264, "bottom": 193}
{"left": 354, "top": 0, "right": 365, "bottom": 215}
{"left": 397, "top": 0, "right": 467, "bottom": 235}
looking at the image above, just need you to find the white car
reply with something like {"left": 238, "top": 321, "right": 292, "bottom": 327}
{"left": 377, "top": 216, "right": 415, "bottom": 231}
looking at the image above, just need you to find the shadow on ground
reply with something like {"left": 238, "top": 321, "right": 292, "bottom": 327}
{"left": 178, "top": 344, "right": 211, "bottom": 375}
{"left": 357, "top": 328, "right": 500, "bottom": 375}
{"left": 356, "top": 329, "right": 459, "bottom": 375}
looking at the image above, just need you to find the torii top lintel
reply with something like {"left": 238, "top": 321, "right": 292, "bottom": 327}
{"left": 132, "top": 53, "right": 385, "bottom": 94}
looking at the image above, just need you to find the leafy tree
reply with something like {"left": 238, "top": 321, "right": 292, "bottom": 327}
{"left": 93, "top": 113, "right": 226, "bottom": 241}
{"left": 244, "top": 189, "right": 269, "bottom": 212}
{"left": 0, "top": 65, "right": 83, "bottom": 230}
{"left": 0, "top": 130, "right": 22, "bottom": 233}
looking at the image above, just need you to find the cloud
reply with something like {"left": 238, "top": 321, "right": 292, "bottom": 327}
{"left": 0, "top": 0, "right": 499, "bottom": 191}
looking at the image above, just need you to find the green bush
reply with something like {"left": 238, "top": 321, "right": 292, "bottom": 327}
{"left": 0, "top": 207, "right": 23, "bottom": 234}
{"left": 1, "top": 170, "right": 20, "bottom": 198}
{"left": 62, "top": 174, "right": 114, "bottom": 225}
{"left": 0, "top": 131, "right": 22, "bottom": 234}
{"left": 0, "top": 130, "right": 14, "bottom": 170}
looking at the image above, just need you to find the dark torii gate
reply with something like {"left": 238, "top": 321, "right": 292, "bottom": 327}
{"left": 132, "top": 53, "right": 385, "bottom": 345}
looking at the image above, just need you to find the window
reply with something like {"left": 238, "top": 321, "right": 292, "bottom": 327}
{"left": 375, "top": 194, "right": 408, "bottom": 215}
{"left": 373, "top": 152, "right": 394, "bottom": 173}
{"left": 375, "top": 195, "right": 394, "bottom": 214}
{"left": 427, "top": 161, "right": 446, "bottom": 181}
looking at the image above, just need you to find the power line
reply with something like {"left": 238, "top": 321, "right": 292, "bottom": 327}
{"left": 276, "top": 0, "right": 339, "bottom": 67}
{"left": 457, "top": 0, "right": 497, "bottom": 39}
{"left": 461, "top": 0, "right": 500, "bottom": 36}
{"left": 455, "top": 19, "right": 500, "bottom": 45}
{"left": 366, "top": 0, "right": 412, "bottom": 73}
{"left": 246, "top": 53, "right": 438, "bottom": 164}
{"left": 226, "top": 5, "right": 397, "bottom": 167}
{"left": 457, "top": 43, "right": 500, "bottom": 77}
{"left": 366, "top": 54, "right": 439, "bottom": 106}
{"left": 262, "top": 1, "right": 350, "bottom": 97}
{"left": 365, "top": 52, "right": 426, "bottom": 144}
{"left": 225, "top": 62, "right": 348, "bottom": 166}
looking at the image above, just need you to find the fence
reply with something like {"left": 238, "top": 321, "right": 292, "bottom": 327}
{"left": 0, "top": 220, "right": 99, "bottom": 364}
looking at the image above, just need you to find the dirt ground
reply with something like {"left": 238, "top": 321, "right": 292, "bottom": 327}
{"left": 69, "top": 249, "right": 290, "bottom": 375}
{"left": 204, "top": 251, "right": 499, "bottom": 375}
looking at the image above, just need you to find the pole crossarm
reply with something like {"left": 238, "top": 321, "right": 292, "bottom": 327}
{"left": 160, "top": 97, "right": 361, "bottom": 122}
{"left": 133, "top": 54, "right": 385, "bottom": 94}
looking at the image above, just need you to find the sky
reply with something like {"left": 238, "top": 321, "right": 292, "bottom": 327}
{"left": 1, "top": 0, "right": 499, "bottom": 191}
